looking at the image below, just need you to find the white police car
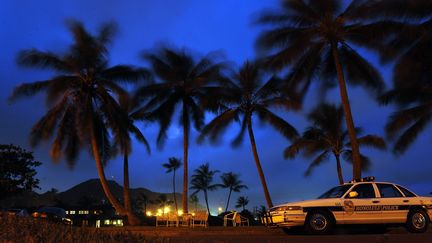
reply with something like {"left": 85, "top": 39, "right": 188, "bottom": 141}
{"left": 263, "top": 177, "right": 432, "bottom": 234}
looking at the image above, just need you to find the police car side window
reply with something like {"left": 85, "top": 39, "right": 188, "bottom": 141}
{"left": 377, "top": 184, "right": 403, "bottom": 198}
{"left": 352, "top": 184, "right": 376, "bottom": 198}
{"left": 395, "top": 185, "right": 416, "bottom": 197}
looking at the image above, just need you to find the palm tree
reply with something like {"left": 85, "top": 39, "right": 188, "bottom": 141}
{"left": 190, "top": 163, "right": 220, "bottom": 215}
{"left": 9, "top": 21, "right": 149, "bottom": 223}
{"left": 198, "top": 61, "right": 299, "bottom": 208}
{"left": 285, "top": 103, "right": 386, "bottom": 185}
{"left": 162, "top": 157, "right": 182, "bottom": 213}
{"left": 134, "top": 47, "right": 227, "bottom": 213}
{"left": 113, "top": 96, "right": 151, "bottom": 225}
{"left": 189, "top": 194, "right": 199, "bottom": 213}
{"left": 152, "top": 194, "right": 173, "bottom": 209}
{"left": 256, "top": 0, "right": 399, "bottom": 180}
{"left": 235, "top": 196, "right": 249, "bottom": 212}
{"left": 136, "top": 192, "right": 149, "bottom": 214}
{"left": 378, "top": 4, "right": 432, "bottom": 154}
{"left": 220, "top": 172, "right": 248, "bottom": 212}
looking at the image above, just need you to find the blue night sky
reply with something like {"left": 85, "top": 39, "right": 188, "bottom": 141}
{"left": 1, "top": 0, "right": 431, "bottom": 213}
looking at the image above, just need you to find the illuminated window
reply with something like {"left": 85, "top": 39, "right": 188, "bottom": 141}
{"left": 69, "top": 211, "right": 76, "bottom": 215}
{"left": 65, "top": 211, "right": 69, "bottom": 214}
{"left": 104, "top": 220, "right": 110, "bottom": 225}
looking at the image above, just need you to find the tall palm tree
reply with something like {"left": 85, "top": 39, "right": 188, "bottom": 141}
{"left": 198, "top": 61, "right": 299, "bottom": 208}
{"left": 285, "top": 103, "right": 386, "bottom": 185}
{"left": 190, "top": 163, "right": 220, "bottom": 215}
{"left": 114, "top": 96, "right": 151, "bottom": 225}
{"left": 256, "top": 0, "right": 399, "bottom": 180}
{"left": 235, "top": 196, "right": 249, "bottom": 212}
{"left": 162, "top": 157, "right": 182, "bottom": 213}
{"left": 220, "top": 172, "right": 248, "bottom": 212}
{"left": 9, "top": 21, "right": 149, "bottom": 222}
{"left": 134, "top": 47, "right": 227, "bottom": 213}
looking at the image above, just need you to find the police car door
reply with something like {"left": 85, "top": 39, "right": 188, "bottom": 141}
{"left": 342, "top": 183, "right": 382, "bottom": 224}
{"left": 376, "top": 183, "right": 408, "bottom": 223}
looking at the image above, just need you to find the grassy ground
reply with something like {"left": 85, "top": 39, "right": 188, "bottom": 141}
{"left": 0, "top": 216, "right": 144, "bottom": 243}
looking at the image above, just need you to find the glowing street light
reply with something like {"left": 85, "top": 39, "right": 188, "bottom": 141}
{"left": 146, "top": 211, "right": 152, "bottom": 216}
{"left": 163, "top": 206, "right": 170, "bottom": 214}
{"left": 177, "top": 210, "right": 183, "bottom": 216}
{"left": 218, "top": 207, "right": 223, "bottom": 214}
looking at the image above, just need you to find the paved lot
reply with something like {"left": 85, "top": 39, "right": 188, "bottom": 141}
{"left": 102, "top": 225, "right": 432, "bottom": 243}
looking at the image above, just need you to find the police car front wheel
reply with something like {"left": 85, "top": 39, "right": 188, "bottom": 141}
{"left": 406, "top": 209, "right": 430, "bottom": 233}
{"left": 305, "top": 211, "right": 334, "bottom": 235}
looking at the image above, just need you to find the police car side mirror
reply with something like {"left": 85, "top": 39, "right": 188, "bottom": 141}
{"left": 348, "top": 191, "right": 358, "bottom": 198}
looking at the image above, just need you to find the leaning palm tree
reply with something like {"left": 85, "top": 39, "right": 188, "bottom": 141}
{"left": 134, "top": 47, "right": 227, "bottom": 213}
{"left": 256, "top": 0, "right": 399, "bottom": 180}
{"left": 235, "top": 196, "right": 249, "bottom": 212}
{"left": 198, "top": 61, "right": 299, "bottom": 208}
{"left": 162, "top": 157, "right": 182, "bottom": 213}
{"left": 9, "top": 21, "right": 149, "bottom": 224}
{"left": 285, "top": 103, "right": 386, "bottom": 185}
{"left": 190, "top": 163, "right": 220, "bottom": 215}
{"left": 220, "top": 172, "right": 248, "bottom": 212}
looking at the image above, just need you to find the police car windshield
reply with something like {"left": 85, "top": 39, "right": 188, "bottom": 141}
{"left": 318, "top": 184, "right": 352, "bottom": 199}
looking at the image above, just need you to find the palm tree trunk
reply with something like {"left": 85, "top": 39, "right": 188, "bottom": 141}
{"left": 123, "top": 153, "right": 140, "bottom": 226}
{"left": 173, "top": 170, "right": 178, "bottom": 213}
{"left": 331, "top": 43, "right": 362, "bottom": 180}
{"left": 334, "top": 153, "right": 344, "bottom": 185}
{"left": 225, "top": 188, "right": 233, "bottom": 212}
{"left": 182, "top": 104, "right": 189, "bottom": 213}
{"left": 246, "top": 115, "right": 273, "bottom": 208}
{"left": 90, "top": 133, "right": 126, "bottom": 216}
{"left": 204, "top": 190, "right": 210, "bottom": 215}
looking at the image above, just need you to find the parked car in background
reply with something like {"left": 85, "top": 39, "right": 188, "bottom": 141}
{"left": 32, "top": 207, "right": 72, "bottom": 225}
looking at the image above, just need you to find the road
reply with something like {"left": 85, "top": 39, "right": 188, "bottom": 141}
{"left": 103, "top": 225, "right": 432, "bottom": 243}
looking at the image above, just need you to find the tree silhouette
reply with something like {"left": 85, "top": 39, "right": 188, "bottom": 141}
{"left": 0, "top": 144, "right": 41, "bottom": 200}
{"left": 134, "top": 46, "right": 227, "bottom": 213}
{"left": 220, "top": 172, "right": 248, "bottom": 212}
{"left": 235, "top": 196, "right": 249, "bottom": 211}
{"left": 198, "top": 61, "right": 299, "bottom": 208}
{"left": 256, "top": 0, "right": 398, "bottom": 180}
{"left": 378, "top": 3, "right": 432, "bottom": 154}
{"left": 285, "top": 103, "right": 386, "bottom": 184}
{"left": 114, "top": 95, "right": 150, "bottom": 225}
{"left": 189, "top": 194, "right": 199, "bottom": 213}
{"left": 162, "top": 157, "right": 182, "bottom": 213}
{"left": 9, "top": 21, "right": 149, "bottom": 224}
{"left": 190, "top": 163, "right": 220, "bottom": 215}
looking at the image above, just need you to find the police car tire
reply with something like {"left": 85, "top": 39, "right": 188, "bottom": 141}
{"left": 304, "top": 211, "right": 334, "bottom": 235}
{"left": 406, "top": 209, "right": 430, "bottom": 233}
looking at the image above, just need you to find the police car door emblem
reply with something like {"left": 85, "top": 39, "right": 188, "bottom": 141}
{"left": 344, "top": 200, "right": 355, "bottom": 215}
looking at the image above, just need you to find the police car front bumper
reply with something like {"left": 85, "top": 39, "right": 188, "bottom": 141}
{"left": 262, "top": 212, "right": 306, "bottom": 227}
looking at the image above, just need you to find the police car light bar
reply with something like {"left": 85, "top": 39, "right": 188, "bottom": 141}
{"left": 350, "top": 176, "right": 375, "bottom": 183}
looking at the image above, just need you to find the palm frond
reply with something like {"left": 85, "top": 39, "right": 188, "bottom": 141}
{"left": 16, "top": 50, "right": 68, "bottom": 71}
{"left": 304, "top": 151, "right": 330, "bottom": 177}
{"left": 393, "top": 114, "right": 432, "bottom": 154}
{"left": 256, "top": 106, "right": 298, "bottom": 140}
{"left": 355, "top": 135, "right": 386, "bottom": 150}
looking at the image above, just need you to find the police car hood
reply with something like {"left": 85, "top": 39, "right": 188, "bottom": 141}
{"left": 273, "top": 198, "right": 338, "bottom": 209}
